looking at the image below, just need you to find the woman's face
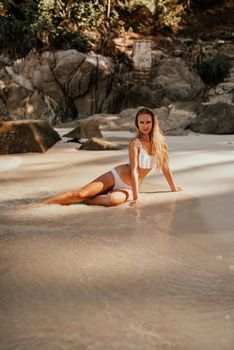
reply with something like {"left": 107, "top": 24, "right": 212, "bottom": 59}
{"left": 137, "top": 114, "right": 153, "bottom": 135}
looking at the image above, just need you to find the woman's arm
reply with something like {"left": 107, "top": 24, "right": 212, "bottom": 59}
{"left": 162, "top": 161, "right": 182, "bottom": 192}
{"left": 128, "top": 139, "right": 140, "bottom": 205}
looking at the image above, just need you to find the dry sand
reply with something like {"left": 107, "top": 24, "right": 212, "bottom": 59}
{"left": 0, "top": 130, "right": 234, "bottom": 350}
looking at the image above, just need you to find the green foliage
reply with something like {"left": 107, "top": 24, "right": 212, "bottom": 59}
{"left": 36, "top": 0, "right": 104, "bottom": 52}
{"left": 38, "top": 0, "right": 105, "bottom": 30}
{"left": 115, "top": 2, "right": 153, "bottom": 34}
{"left": 114, "top": 0, "right": 192, "bottom": 34}
{"left": 153, "top": 0, "right": 191, "bottom": 32}
{"left": 49, "top": 28, "right": 91, "bottom": 52}
{"left": 196, "top": 54, "right": 231, "bottom": 86}
{"left": 0, "top": 0, "right": 39, "bottom": 58}
{"left": 0, "top": 0, "right": 225, "bottom": 60}
{"left": 0, "top": 0, "right": 104, "bottom": 59}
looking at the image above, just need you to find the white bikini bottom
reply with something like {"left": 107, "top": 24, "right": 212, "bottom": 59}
{"left": 110, "top": 168, "right": 132, "bottom": 190}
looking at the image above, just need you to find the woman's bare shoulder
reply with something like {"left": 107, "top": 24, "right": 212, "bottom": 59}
{"left": 129, "top": 137, "right": 139, "bottom": 146}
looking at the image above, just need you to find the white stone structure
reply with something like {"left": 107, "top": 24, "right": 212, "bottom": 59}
{"left": 133, "top": 40, "right": 152, "bottom": 71}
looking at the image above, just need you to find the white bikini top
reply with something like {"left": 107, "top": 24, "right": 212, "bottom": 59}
{"left": 128, "top": 138, "right": 155, "bottom": 169}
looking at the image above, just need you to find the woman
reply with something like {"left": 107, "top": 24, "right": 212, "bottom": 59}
{"left": 41, "top": 107, "right": 182, "bottom": 207}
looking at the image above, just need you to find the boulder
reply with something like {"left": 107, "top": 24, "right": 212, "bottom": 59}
{"left": 79, "top": 137, "right": 120, "bottom": 150}
{"left": 0, "top": 120, "right": 61, "bottom": 154}
{"left": 9, "top": 50, "right": 115, "bottom": 120}
{"left": 13, "top": 50, "right": 64, "bottom": 103}
{"left": 155, "top": 58, "right": 205, "bottom": 104}
{"left": 207, "top": 82, "right": 234, "bottom": 104}
{"left": 0, "top": 67, "right": 61, "bottom": 123}
{"left": 115, "top": 57, "right": 205, "bottom": 111}
{"left": 189, "top": 102, "right": 234, "bottom": 134}
{"left": 54, "top": 50, "right": 86, "bottom": 87}
{"left": 0, "top": 48, "right": 206, "bottom": 126}
{"left": 157, "top": 103, "right": 197, "bottom": 135}
{"left": 86, "top": 114, "right": 121, "bottom": 131}
{"left": 63, "top": 119, "right": 103, "bottom": 140}
{"left": 72, "top": 55, "right": 114, "bottom": 117}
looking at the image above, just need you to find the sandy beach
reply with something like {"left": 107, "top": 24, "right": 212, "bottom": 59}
{"left": 0, "top": 130, "right": 234, "bottom": 350}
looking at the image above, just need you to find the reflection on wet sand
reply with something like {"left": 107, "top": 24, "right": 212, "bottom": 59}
{"left": 1, "top": 193, "right": 233, "bottom": 350}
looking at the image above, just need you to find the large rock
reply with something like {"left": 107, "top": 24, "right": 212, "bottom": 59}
{"left": 72, "top": 55, "right": 114, "bottom": 117}
{"left": 54, "top": 50, "right": 86, "bottom": 88}
{"left": 0, "top": 120, "right": 61, "bottom": 154}
{"left": 115, "top": 57, "right": 205, "bottom": 111}
{"left": 79, "top": 137, "right": 120, "bottom": 150}
{"left": 189, "top": 102, "right": 234, "bottom": 134}
{"left": 0, "top": 66, "right": 61, "bottom": 123}
{"left": 13, "top": 50, "right": 64, "bottom": 103}
{"left": 205, "top": 62, "right": 234, "bottom": 105}
{"left": 207, "top": 82, "right": 234, "bottom": 104}
{"left": 157, "top": 103, "right": 197, "bottom": 135}
{"left": 11, "top": 50, "right": 115, "bottom": 120}
{"left": 0, "top": 47, "right": 207, "bottom": 128}
{"left": 63, "top": 119, "right": 102, "bottom": 140}
{"left": 155, "top": 58, "right": 205, "bottom": 104}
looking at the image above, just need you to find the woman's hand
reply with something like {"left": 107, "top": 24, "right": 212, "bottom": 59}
{"left": 171, "top": 186, "right": 182, "bottom": 192}
{"left": 129, "top": 199, "right": 140, "bottom": 207}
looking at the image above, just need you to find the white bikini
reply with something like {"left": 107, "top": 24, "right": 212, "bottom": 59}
{"left": 132, "top": 139, "right": 155, "bottom": 169}
{"left": 110, "top": 138, "right": 155, "bottom": 190}
{"left": 110, "top": 168, "right": 132, "bottom": 190}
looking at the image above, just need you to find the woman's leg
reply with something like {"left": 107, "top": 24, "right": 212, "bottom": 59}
{"left": 41, "top": 171, "right": 115, "bottom": 205}
{"left": 85, "top": 189, "right": 131, "bottom": 207}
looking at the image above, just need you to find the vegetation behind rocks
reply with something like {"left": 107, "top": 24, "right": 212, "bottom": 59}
{"left": 0, "top": 0, "right": 233, "bottom": 59}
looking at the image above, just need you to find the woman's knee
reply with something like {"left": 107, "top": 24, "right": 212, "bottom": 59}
{"left": 108, "top": 192, "right": 127, "bottom": 206}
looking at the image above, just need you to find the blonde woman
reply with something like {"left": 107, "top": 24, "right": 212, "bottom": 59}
{"left": 41, "top": 107, "right": 182, "bottom": 207}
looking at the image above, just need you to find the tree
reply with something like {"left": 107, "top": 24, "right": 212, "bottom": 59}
{"left": 0, "top": 0, "right": 105, "bottom": 58}
{"left": 0, "top": 0, "right": 41, "bottom": 58}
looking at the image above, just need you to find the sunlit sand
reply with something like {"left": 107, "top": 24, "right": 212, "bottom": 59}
{"left": 0, "top": 130, "right": 234, "bottom": 350}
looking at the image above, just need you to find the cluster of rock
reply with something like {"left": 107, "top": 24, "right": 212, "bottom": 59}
{"left": 63, "top": 119, "right": 120, "bottom": 150}
{"left": 0, "top": 50, "right": 114, "bottom": 123}
{"left": 0, "top": 32, "right": 233, "bottom": 140}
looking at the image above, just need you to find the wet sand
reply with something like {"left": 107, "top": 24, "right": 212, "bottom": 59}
{"left": 0, "top": 131, "right": 234, "bottom": 350}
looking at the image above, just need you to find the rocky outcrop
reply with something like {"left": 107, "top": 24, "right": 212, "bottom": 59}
{"left": 205, "top": 67, "right": 234, "bottom": 105}
{"left": 0, "top": 30, "right": 233, "bottom": 135}
{"left": 0, "top": 48, "right": 204, "bottom": 125}
{"left": 111, "top": 56, "right": 205, "bottom": 112}
{"left": 189, "top": 61, "right": 234, "bottom": 134}
{"left": 0, "top": 120, "right": 61, "bottom": 154}
{"left": 0, "top": 66, "right": 60, "bottom": 123}
{"left": 157, "top": 103, "right": 197, "bottom": 135}
{"left": 189, "top": 102, "right": 234, "bottom": 134}
{"left": 1, "top": 49, "right": 115, "bottom": 122}
{"left": 155, "top": 57, "right": 205, "bottom": 104}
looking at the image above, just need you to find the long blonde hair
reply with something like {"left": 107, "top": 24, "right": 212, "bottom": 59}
{"left": 135, "top": 107, "right": 169, "bottom": 170}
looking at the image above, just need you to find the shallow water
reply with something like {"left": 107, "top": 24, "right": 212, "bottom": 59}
{"left": 0, "top": 133, "right": 234, "bottom": 350}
